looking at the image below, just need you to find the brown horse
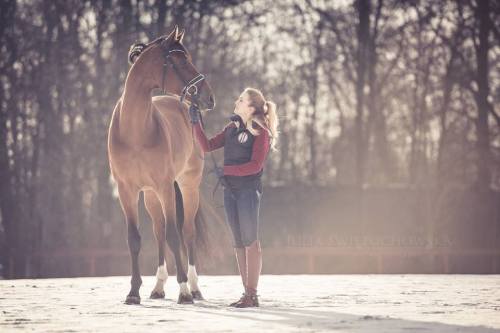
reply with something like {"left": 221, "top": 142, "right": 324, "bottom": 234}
{"left": 107, "top": 26, "right": 215, "bottom": 305}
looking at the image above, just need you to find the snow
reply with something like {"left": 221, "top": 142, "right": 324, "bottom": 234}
{"left": 1, "top": 274, "right": 499, "bottom": 332}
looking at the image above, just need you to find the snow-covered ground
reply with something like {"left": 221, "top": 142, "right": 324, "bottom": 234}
{"left": 1, "top": 275, "right": 499, "bottom": 332}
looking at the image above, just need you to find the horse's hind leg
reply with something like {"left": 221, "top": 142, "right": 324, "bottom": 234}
{"left": 144, "top": 190, "right": 168, "bottom": 299}
{"left": 158, "top": 182, "right": 192, "bottom": 304}
{"left": 179, "top": 184, "right": 204, "bottom": 300}
{"left": 116, "top": 182, "right": 142, "bottom": 305}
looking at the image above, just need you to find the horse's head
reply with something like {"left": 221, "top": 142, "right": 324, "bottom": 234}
{"left": 128, "top": 26, "right": 215, "bottom": 111}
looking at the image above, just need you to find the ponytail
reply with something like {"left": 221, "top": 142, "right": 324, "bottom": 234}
{"left": 263, "top": 101, "right": 278, "bottom": 151}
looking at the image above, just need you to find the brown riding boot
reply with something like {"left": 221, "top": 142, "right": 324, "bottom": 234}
{"left": 230, "top": 241, "right": 261, "bottom": 308}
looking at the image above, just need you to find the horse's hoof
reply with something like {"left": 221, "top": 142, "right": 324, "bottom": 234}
{"left": 191, "top": 290, "right": 205, "bottom": 301}
{"left": 150, "top": 291, "right": 165, "bottom": 299}
{"left": 177, "top": 293, "right": 194, "bottom": 304}
{"left": 125, "top": 295, "right": 141, "bottom": 305}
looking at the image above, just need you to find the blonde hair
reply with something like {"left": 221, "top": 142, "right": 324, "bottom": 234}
{"left": 243, "top": 87, "right": 279, "bottom": 151}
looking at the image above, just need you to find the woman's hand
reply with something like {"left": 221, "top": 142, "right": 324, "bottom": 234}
{"left": 213, "top": 166, "right": 231, "bottom": 189}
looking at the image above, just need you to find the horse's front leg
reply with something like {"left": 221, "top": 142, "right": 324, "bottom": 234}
{"left": 159, "top": 182, "right": 192, "bottom": 304}
{"left": 117, "top": 182, "right": 142, "bottom": 305}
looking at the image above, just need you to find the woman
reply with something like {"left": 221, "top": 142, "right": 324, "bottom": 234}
{"left": 190, "top": 87, "right": 278, "bottom": 308}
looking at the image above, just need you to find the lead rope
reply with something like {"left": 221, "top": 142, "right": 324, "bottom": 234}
{"left": 200, "top": 113, "right": 227, "bottom": 204}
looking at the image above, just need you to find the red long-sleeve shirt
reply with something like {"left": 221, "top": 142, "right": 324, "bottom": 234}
{"left": 193, "top": 122, "right": 270, "bottom": 177}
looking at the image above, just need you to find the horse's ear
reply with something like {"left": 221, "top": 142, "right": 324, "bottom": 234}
{"left": 177, "top": 28, "right": 185, "bottom": 43}
{"left": 173, "top": 25, "right": 179, "bottom": 40}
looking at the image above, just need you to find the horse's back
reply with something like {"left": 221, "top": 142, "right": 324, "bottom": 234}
{"left": 152, "top": 95, "right": 187, "bottom": 119}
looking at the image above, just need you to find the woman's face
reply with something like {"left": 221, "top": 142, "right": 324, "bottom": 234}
{"left": 234, "top": 92, "right": 254, "bottom": 119}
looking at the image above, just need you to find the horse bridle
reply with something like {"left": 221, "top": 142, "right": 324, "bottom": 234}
{"left": 162, "top": 49, "right": 205, "bottom": 105}
{"left": 129, "top": 38, "right": 206, "bottom": 106}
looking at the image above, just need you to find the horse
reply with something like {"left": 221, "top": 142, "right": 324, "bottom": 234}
{"left": 107, "top": 26, "right": 215, "bottom": 305}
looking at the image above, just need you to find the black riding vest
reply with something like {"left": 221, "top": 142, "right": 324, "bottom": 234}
{"left": 223, "top": 119, "right": 263, "bottom": 190}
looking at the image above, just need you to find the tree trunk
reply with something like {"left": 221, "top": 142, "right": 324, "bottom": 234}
{"left": 474, "top": 0, "right": 492, "bottom": 190}
{"left": 355, "top": 0, "right": 370, "bottom": 188}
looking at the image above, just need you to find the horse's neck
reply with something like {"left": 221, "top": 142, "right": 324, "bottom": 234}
{"left": 119, "top": 69, "right": 156, "bottom": 147}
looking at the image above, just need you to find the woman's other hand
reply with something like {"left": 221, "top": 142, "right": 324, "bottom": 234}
{"left": 189, "top": 104, "right": 200, "bottom": 124}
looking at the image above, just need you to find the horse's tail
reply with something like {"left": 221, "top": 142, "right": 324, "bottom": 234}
{"left": 193, "top": 194, "right": 229, "bottom": 267}
{"left": 174, "top": 181, "right": 185, "bottom": 234}
{"left": 173, "top": 182, "right": 229, "bottom": 269}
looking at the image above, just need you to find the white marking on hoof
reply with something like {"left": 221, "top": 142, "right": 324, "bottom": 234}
{"left": 152, "top": 263, "right": 168, "bottom": 293}
{"left": 179, "top": 282, "right": 190, "bottom": 296}
{"left": 187, "top": 265, "right": 200, "bottom": 292}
